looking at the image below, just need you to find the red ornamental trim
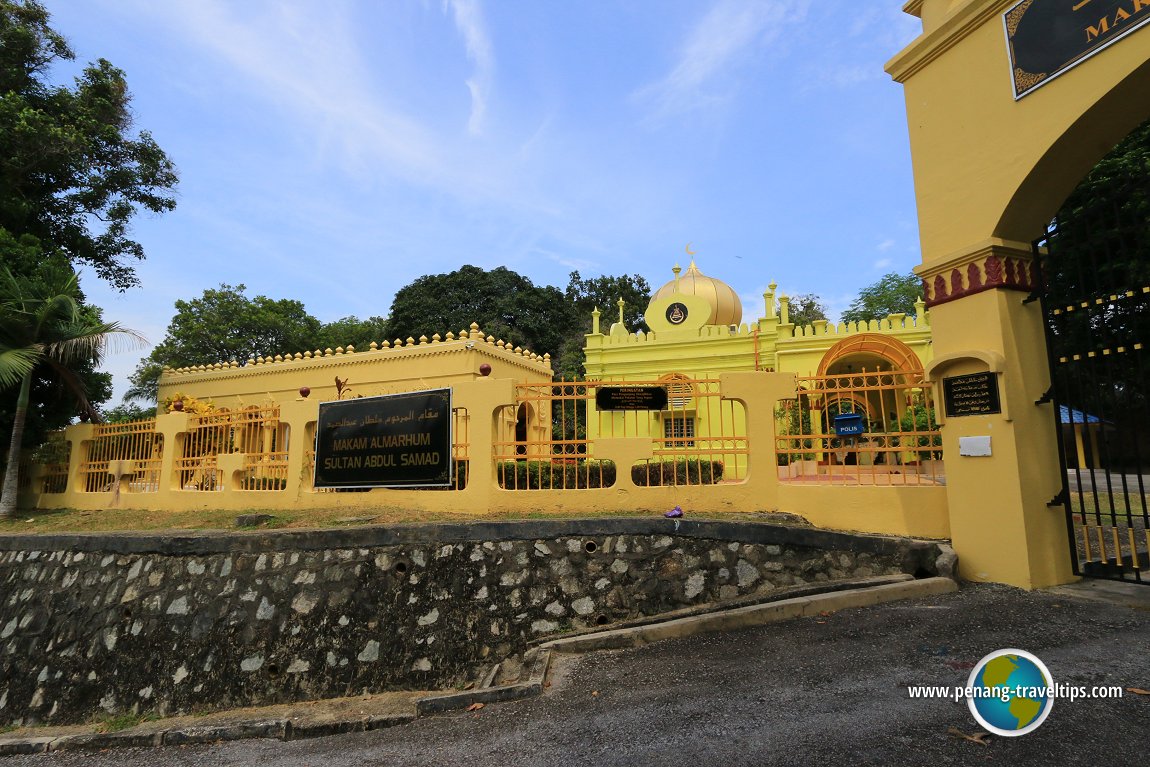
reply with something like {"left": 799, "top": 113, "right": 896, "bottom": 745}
{"left": 966, "top": 262, "right": 983, "bottom": 291}
{"left": 984, "top": 255, "right": 1004, "bottom": 285}
{"left": 923, "top": 253, "right": 1035, "bottom": 308}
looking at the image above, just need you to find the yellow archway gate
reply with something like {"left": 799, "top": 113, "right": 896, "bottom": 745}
{"left": 886, "top": 0, "right": 1150, "bottom": 588}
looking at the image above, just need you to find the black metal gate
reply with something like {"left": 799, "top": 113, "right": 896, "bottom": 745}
{"left": 1034, "top": 167, "right": 1150, "bottom": 583}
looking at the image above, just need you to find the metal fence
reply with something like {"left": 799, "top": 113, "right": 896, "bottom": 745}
{"left": 1034, "top": 166, "right": 1150, "bottom": 583}
{"left": 494, "top": 377, "right": 748, "bottom": 490}
{"left": 775, "top": 370, "right": 943, "bottom": 485}
{"left": 79, "top": 419, "right": 163, "bottom": 493}
{"left": 178, "top": 405, "right": 282, "bottom": 491}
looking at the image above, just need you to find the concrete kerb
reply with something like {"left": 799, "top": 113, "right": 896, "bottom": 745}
{"left": 414, "top": 646, "right": 551, "bottom": 716}
{"left": 539, "top": 577, "right": 959, "bottom": 653}
{"left": 0, "top": 575, "right": 958, "bottom": 756}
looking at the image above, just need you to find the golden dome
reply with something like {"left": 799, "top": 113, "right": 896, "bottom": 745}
{"left": 652, "top": 260, "right": 743, "bottom": 326}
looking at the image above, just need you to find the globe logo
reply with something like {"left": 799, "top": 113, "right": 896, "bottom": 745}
{"left": 967, "top": 649, "right": 1054, "bottom": 736}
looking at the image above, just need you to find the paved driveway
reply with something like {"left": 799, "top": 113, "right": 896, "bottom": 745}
{"left": 9, "top": 582, "right": 1150, "bottom": 766}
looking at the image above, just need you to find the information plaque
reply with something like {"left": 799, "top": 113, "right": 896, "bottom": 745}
{"left": 595, "top": 386, "right": 669, "bottom": 411}
{"left": 942, "top": 373, "right": 1001, "bottom": 418}
{"left": 314, "top": 389, "right": 452, "bottom": 489}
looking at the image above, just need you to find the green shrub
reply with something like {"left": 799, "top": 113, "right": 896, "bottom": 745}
{"left": 416, "top": 460, "right": 469, "bottom": 491}
{"left": 899, "top": 404, "right": 942, "bottom": 460}
{"left": 497, "top": 460, "right": 616, "bottom": 489}
{"left": 240, "top": 475, "right": 287, "bottom": 491}
{"left": 631, "top": 458, "right": 724, "bottom": 486}
{"left": 496, "top": 458, "right": 724, "bottom": 489}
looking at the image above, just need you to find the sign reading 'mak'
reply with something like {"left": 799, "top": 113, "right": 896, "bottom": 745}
{"left": 314, "top": 388, "right": 453, "bottom": 489}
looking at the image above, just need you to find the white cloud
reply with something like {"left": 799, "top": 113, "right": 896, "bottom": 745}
{"left": 443, "top": 0, "right": 494, "bottom": 135}
{"left": 872, "top": 257, "right": 894, "bottom": 271}
{"left": 137, "top": 1, "right": 446, "bottom": 183}
{"left": 633, "top": 0, "right": 805, "bottom": 119}
{"left": 536, "top": 248, "right": 598, "bottom": 272}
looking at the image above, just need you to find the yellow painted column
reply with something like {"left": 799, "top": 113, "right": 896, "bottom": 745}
{"left": 922, "top": 255, "right": 1075, "bottom": 589}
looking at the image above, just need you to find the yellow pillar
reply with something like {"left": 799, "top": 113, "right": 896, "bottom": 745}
{"left": 921, "top": 258, "right": 1074, "bottom": 589}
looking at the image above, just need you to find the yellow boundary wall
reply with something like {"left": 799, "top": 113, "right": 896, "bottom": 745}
{"left": 20, "top": 372, "right": 949, "bottom": 541}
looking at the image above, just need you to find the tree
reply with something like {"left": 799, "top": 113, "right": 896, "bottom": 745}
{"left": 1040, "top": 118, "right": 1150, "bottom": 472}
{"left": 565, "top": 271, "right": 652, "bottom": 334}
{"left": 0, "top": 0, "right": 178, "bottom": 291}
{"left": 0, "top": 262, "right": 143, "bottom": 517}
{"left": 840, "top": 273, "right": 921, "bottom": 324}
{"left": 385, "top": 265, "right": 576, "bottom": 361}
{"left": 314, "top": 315, "right": 391, "bottom": 352}
{"left": 126, "top": 284, "right": 323, "bottom": 402}
{"left": 785, "top": 293, "right": 829, "bottom": 328}
{"left": 0, "top": 243, "right": 112, "bottom": 457}
{"left": 557, "top": 271, "right": 652, "bottom": 378}
{"left": 100, "top": 402, "right": 154, "bottom": 422}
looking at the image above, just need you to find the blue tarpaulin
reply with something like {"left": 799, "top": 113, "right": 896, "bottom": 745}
{"left": 1059, "top": 405, "right": 1104, "bottom": 425}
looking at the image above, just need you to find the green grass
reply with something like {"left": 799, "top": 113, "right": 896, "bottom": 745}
{"left": 91, "top": 712, "right": 158, "bottom": 733}
{"left": 1069, "top": 491, "right": 1148, "bottom": 521}
{"left": 0, "top": 505, "right": 801, "bottom": 535}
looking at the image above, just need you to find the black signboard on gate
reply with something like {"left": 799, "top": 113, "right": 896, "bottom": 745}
{"left": 314, "top": 389, "right": 452, "bottom": 488}
{"left": 1004, "top": 0, "right": 1150, "bottom": 99}
{"left": 942, "top": 373, "right": 1002, "bottom": 418}
{"left": 595, "top": 386, "right": 669, "bottom": 411}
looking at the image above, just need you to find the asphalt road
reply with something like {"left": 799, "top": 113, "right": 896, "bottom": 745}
{"left": 10, "top": 582, "right": 1150, "bottom": 766}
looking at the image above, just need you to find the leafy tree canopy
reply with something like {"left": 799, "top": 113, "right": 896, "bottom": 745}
{"left": 0, "top": 258, "right": 140, "bottom": 515}
{"left": 840, "top": 272, "right": 921, "bottom": 324}
{"left": 557, "top": 271, "right": 652, "bottom": 378}
{"left": 130, "top": 267, "right": 660, "bottom": 399}
{"left": 565, "top": 271, "right": 651, "bottom": 334}
{"left": 386, "top": 265, "right": 576, "bottom": 360}
{"left": 314, "top": 315, "right": 390, "bottom": 353}
{"left": 785, "top": 293, "right": 829, "bottom": 328}
{"left": 126, "top": 284, "right": 323, "bottom": 402}
{"left": 0, "top": 0, "right": 177, "bottom": 291}
{"left": 0, "top": 244, "right": 112, "bottom": 450}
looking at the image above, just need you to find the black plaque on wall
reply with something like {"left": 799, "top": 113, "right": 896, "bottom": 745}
{"left": 595, "top": 386, "right": 669, "bottom": 411}
{"left": 1005, "top": 0, "right": 1150, "bottom": 99}
{"left": 314, "top": 389, "right": 453, "bottom": 488}
{"left": 943, "top": 373, "right": 1002, "bottom": 418}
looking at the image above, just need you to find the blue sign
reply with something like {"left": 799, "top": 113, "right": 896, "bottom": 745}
{"left": 833, "top": 413, "right": 866, "bottom": 436}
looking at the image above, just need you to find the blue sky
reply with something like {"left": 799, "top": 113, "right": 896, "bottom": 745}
{"left": 45, "top": 1, "right": 925, "bottom": 402}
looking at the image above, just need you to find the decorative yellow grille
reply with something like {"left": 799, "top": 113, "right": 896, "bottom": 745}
{"left": 79, "top": 419, "right": 162, "bottom": 493}
{"left": 496, "top": 377, "right": 747, "bottom": 490}
{"left": 776, "top": 371, "right": 943, "bottom": 486}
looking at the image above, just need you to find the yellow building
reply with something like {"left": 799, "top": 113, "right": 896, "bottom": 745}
{"left": 157, "top": 323, "right": 554, "bottom": 410}
{"left": 584, "top": 260, "right": 935, "bottom": 478}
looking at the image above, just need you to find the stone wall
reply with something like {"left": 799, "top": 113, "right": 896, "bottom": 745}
{"left": 0, "top": 519, "right": 947, "bottom": 726}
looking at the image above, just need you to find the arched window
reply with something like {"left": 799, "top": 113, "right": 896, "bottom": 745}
{"left": 659, "top": 373, "right": 695, "bottom": 408}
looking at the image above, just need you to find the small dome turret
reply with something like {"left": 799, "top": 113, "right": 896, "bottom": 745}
{"left": 651, "top": 260, "right": 742, "bottom": 326}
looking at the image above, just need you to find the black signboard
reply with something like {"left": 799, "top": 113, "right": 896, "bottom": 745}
{"left": 1005, "top": 0, "right": 1150, "bottom": 99}
{"left": 595, "top": 386, "right": 669, "bottom": 411}
{"left": 314, "top": 389, "right": 452, "bottom": 488}
{"left": 666, "top": 302, "right": 689, "bottom": 325}
{"left": 943, "top": 373, "right": 1002, "bottom": 418}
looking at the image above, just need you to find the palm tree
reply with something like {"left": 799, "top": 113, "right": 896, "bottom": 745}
{"left": 0, "top": 266, "right": 144, "bottom": 518}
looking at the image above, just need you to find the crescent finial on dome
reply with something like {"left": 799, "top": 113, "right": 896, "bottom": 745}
{"left": 650, "top": 258, "right": 742, "bottom": 326}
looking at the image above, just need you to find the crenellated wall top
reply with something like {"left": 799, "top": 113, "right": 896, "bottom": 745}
{"left": 777, "top": 311, "right": 931, "bottom": 341}
{"left": 160, "top": 322, "right": 552, "bottom": 382}
{"left": 589, "top": 308, "right": 930, "bottom": 349}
